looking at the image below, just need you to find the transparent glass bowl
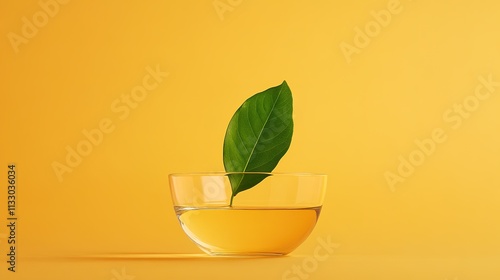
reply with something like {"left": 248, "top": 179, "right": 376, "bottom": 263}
{"left": 169, "top": 172, "right": 327, "bottom": 256}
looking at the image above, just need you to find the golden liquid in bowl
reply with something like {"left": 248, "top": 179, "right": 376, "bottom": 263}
{"left": 176, "top": 206, "right": 321, "bottom": 256}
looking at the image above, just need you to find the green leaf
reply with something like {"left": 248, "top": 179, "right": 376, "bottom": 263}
{"left": 223, "top": 81, "right": 293, "bottom": 204}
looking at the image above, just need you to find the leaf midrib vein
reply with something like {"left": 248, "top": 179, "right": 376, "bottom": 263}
{"left": 236, "top": 86, "right": 285, "bottom": 189}
{"left": 243, "top": 89, "right": 283, "bottom": 171}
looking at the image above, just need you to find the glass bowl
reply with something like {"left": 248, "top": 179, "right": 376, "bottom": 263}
{"left": 169, "top": 172, "right": 327, "bottom": 256}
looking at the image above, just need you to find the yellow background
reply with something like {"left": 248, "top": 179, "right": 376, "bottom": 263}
{"left": 1, "top": 0, "right": 500, "bottom": 279}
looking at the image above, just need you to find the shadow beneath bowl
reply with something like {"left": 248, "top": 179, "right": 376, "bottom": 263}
{"left": 60, "top": 253, "right": 290, "bottom": 261}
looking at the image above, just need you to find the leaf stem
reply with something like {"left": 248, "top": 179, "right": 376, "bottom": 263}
{"left": 229, "top": 194, "right": 234, "bottom": 207}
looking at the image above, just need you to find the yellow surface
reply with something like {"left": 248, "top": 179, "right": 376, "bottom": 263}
{"left": 1, "top": 0, "right": 500, "bottom": 279}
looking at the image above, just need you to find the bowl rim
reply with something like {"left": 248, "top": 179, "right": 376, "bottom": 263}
{"left": 168, "top": 172, "right": 327, "bottom": 177}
